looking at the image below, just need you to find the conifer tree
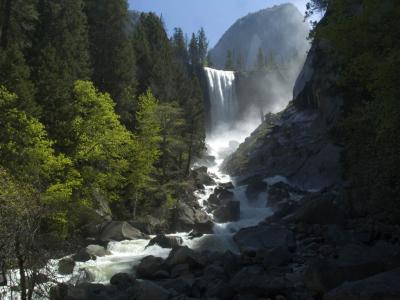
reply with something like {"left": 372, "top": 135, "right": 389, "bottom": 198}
{"left": 225, "top": 50, "right": 234, "bottom": 70}
{"left": 197, "top": 27, "right": 208, "bottom": 66}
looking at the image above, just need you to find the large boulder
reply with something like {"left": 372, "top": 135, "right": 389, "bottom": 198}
{"left": 213, "top": 201, "right": 240, "bottom": 223}
{"left": 146, "top": 234, "right": 183, "bottom": 249}
{"left": 208, "top": 188, "right": 235, "bottom": 207}
{"left": 284, "top": 193, "right": 346, "bottom": 225}
{"left": 267, "top": 182, "right": 291, "bottom": 207}
{"left": 304, "top": 257, "right": 385, "bottom": 295}
{"left": 192, "top": 219, "right": 214, "bottom": 234}
{"left": 110, "top": 273, "right": 135, "bottom": 290}
{"left": 133, "top": 280, "right": 170, "bottom": 300}
{"left": 233, "top": 224, "right": 295, "bottom": 252}
{"left": 165, "top": 246, "right": 206, "bottom": 269}
{"left": 245, "top": 181, "right": 268, "bottom": 202}
{"left": 86, "top": 245, "right": 110, "bottom": 257}
{"left": 192, "top": 166, "right": 215, "bottom": 188}
{"left": 172, "top": 202, "right": 211, "bottom": 232}
{"left": 50, "top": 283, "right": 112, "bottom": 300}
{"left": 58, "top": 257, "right": 76, "bottom": 275}
{"left": 99, "top": 221, "right": 148, "bottom": 242}
{"left": 136, "top": 256, "right": 165, "bottom": 279}
{"left": 324, "top": 269, "right": 400, "bottom": 300}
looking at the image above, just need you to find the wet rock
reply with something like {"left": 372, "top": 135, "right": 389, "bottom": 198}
{"left": 99, "top": 221, "right": 148, "bottom": 242}
{"left": 50, "top": 283, "right": 113, "bottom": 300}
{"left": 222, "top": 251, "right": 242, "bottom": 276}
{"left": 146, "top": 234, "right": 183, "bottom": 249}
{"left": 165, "top": 246, "right": 206, "bottom": 269}
{"left": 172, "top": 202, "right": 211, "bottom": 232}
{"left": 136, "top": 256, "right": 165, "bottom": 279}
{"left": 133, "top": 280, "right": 170, "bottom": 300}
{"left": 267, "top": 183, "right": 291, "bottom": 207}
{"left": 192, "top": 219, "right": 214, "bottom": 234}
{"left": 73, "top": 249, "right": 94, "bottom": 262}
{"left": 208, "top": 188, "right": 235, "bottom": 207}
{"left": 161, "top": 277, "right": 193, "bottom": 294}
{"left": 192, "top": 166, "right": 215, "bottom": 188}
{"left": 245, "top": 181, "right": 268, "bottom": 202}
{"left": 58, "top": 257, "right": 76, "bottom": 275}
{"left": 284, "top": 193, "right": 346, "bottom": 225}
{"left": 86, "top": 244, "right": 110, "bottom": 257}
{"left": 219, "top": 182, "right": 234, "bottom": 190}
{"left": 324, "top": 269, "right": 400, "bottom": 300}
{"left": 110, "top": 273, "right": 135, "bottom": 290}
{"left": 233, "top": 224, "right": 295, "bottom": 252}
{"left": 170, "top": 264, "right": 190, "bottom": 278}
{"left": 213, "top": 200, "right": 240, "bottom": 223}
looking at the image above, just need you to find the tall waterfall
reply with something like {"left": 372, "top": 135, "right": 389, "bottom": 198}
{"left": 204, "top": 67, "right": 239, "bottom": 134}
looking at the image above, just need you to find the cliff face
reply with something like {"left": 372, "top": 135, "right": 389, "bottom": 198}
{"left": 209, "top": 3, "right": 310, "bottom": 71}
{"left": 223, "top": 38, "right": 343, "bottom": 190}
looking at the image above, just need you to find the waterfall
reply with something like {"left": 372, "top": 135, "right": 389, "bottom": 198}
{"left": 204, "top": 67, "right": 239, "bottom": 134}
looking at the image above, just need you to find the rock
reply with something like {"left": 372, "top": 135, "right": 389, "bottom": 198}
{"left": 172, "top": 202, "right": 211, "bottom": 232}
{"left": 110, "top": 273, "right": 135, "bottom": 290}
{"left": 146, "top": 234, "right": 183, "bottom": 249}
{"left": 267, "top": 183, "right": 291, "bottom": 207}
{"left": 99, "top": 221, "right": 148, "bottom": 242}
{"left": 213, "top": 201, "right": 240, "bottom": 223}
{"left": 219, "top": 182, "right": 234, "bottom": 190}
{"left": 222, "top": 251, "right": 242, "bottom": 276}
{"left": 192, "top": 166, "right": 215, "bottom": 188}
{"left": 208, "top": 188, "right": 235, "bottom": 207}
{"left": 230, "top": 266, "right": 289, "bottom": 296}
{"left": 324, "top": 269, "right": 400, "bottom": 300}
{"left": 133, "top": 280, "right": 170, "bottom": 300}
{"left": 165, "top": 246, "right": 206, "bottom": 269}
{"left": 86, "top": 244, "right": 110, "bottom": 257}
{"left": 193, "top": 220, "right": 214, "bottom": 234}
{"left": 58, "top": 257, "right": 76, "bottom": 275}
{"left": 129, "top": 213, "right": 169, "bottom": 235}
{"left": 161, "top": 277, "right": 193, "bottom": 294}
{"left": 170, "top": 263, "right": 191, "bottom": 278}
{"left": 73, "top": 249, "right": 94, "bottom": 262}
{"left": 262, "top": 247, "right": 292, "bottom": 268}
{"left": 233, "top": 224, "right": 295, "bottom": 252}
{"left": 284, "top": 193, "right": 346, "bottom": 225}
{"left": 245, "top": 181, "right": 268, "bottom": 202}
{"left": 50, "top": 283, "right": 112, "bottom": 300}
{"left": 304, "top": 257, "right": 385, "bottom": 295}
{"left": 136, "top": 256, "right": 165, "bottom": 279}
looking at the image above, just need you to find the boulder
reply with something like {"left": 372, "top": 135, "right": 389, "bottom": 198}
{"left": 192, "top": 220, "right": 214, "bottom": 234}
{"left": 165, "top": 246, "right": 206, "bottom": 269}
{"left": 58, "top": 257, "right": 76, "bottom": 275}
{"left": 233, "top": 224, "right": 295, "bottom": 252}
{"left": 160, "top": 277, "right": 193, "bottom": 294}
{"left": 73, "top": 249, "right": 94, "bottom": 262}
{"left": 110, "top": 273, "right": 135, "bottom": 290}
{"left": 245, "top": 181, "right": 268, "bottom": 202}
{"left": 136, "top": 256, "right": 165, "bottom": 279}
{"left": 230, "top": 265, "right": 290, "bottom": 296}
{"left": 192, "top": 166, "right": 215, "bottom": 188}
{"left": 284, "top": 193, "right": 346, "bottom": 225}
{"left": 267, "top": 183, "right": 291, "bottom": 207}
{"left": 208, "top": 188, "right": 235, "bottom": 207}
{"left": 304, "top": 257, "right": 385, "bottom": 295}
{"left": 324, "top": 269, "right": 400, "bottom": 300}
{"left": 50, "top": 283, "right": 112, "bottom": 300}
{"left": 172, "top": 202, "right": 211, "bottom": 232}
{"left": 261, "top": 247, "right": 292, "bottom": 268}
{"left": 146, "top": 234, "right": 183, "bottom": 249}
{"left": 99, "top": 221, "right": 148, "bottom": 242}
{"left": 86, "top": 245, "right": 110, "bottom": 257}
{"left": 133, "top": 280, "right": 170, "bottom": 300}
{"left": 213, "top": 201, "right": 240, "bottom": 223}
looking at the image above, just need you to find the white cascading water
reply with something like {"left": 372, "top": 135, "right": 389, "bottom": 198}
{"left": 204, "top": 67, "right": 239, "bottom": 133}
{"left": 1, "top": 67, "right": 278, "bottom": 300}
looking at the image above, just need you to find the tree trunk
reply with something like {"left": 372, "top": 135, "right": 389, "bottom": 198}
{"left": 15, "top": 237, "right": 27, "bottom": 300}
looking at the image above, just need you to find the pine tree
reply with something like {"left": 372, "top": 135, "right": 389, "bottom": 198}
{"left": 84, "top": 0, "right": 137, "bottom": 128}
{"left": 171, "top": 27, "right": 188, "bottom": 64}
{"left": 256, "top": 47, "right": 265, "bottom": 71}
{"left": 31, "top": 0, "right": 91, "bottom": 152}
{"left": 236, "top": 52, "right": 244, "bottom": 72}
{"left": 197, "top": 27, "right": 208, "bottom": 66}
{"left": 189, "top": 33, "right": 199, "bottom": 66}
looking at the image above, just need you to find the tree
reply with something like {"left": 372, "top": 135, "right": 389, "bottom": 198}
{"left": 0, "top": 86, "right": 79, "bottom": 236}
{"left": 171, "top": 27, "right": 188, "bottom": 64}
{"left": 197, "top": 27, "right": 208, "bottom": 66}
{"left": 31, "top": 0, "right": 91, "bottom": 151}
{"left": 224, "top": 49, "right": 234, "bottom": 70}
{"left": 189, "top": 33, "right": 199, "bottom": 66}
{"left": 84, "top": 0, "right": 137, "bottom": 128}
{"left": 127, "top": 89, "right": 161, "bottom": 217}
{"left": 236, "top": 52, "right": 244, "bottom": 72}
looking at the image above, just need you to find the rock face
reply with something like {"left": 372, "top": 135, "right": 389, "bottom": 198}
{"left": 223, "top": 37, "right": 343, "bottom": 191}
{"left": 209, "top": 3, "right": 309, "bottom": 71}
{"left": 146, "top": 234, "right": 183, "bottom": 249}
{"left": 213, "top": 200, "right": 240, "bottom": 223}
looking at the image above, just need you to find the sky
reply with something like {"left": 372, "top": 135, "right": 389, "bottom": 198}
{"left": 128, "top": 0, "right": 311, "bottom": 48}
